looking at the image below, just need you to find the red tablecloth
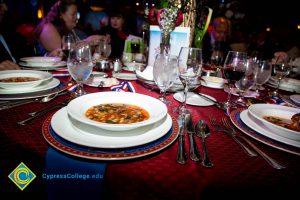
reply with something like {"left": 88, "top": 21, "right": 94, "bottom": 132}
{"left": 0, "top": 78, "right": 299, "bottom": 199}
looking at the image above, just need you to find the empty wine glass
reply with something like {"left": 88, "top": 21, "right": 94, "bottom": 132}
{"left": 234, "top": 59, "right": 257, "bottom": 106}
{"left": 153, "top": 54, "right": 179, "bottom": 105}
{"left": 272, "top": 58, "right": 292, "bottom": 96}
{"left": 61, "top": 34, "right": 75, "bottom": 60}
{"left": 223, "top": 51, "right": 247, "bottom": 108}
{"left": 67, "top": 42, "right": 93, "bottom": 98}
{"left": 175, "top": 47, "right": 203, "bottom": 114}
{"left": 253, "top": 60, "right": 272, "bottom": 96}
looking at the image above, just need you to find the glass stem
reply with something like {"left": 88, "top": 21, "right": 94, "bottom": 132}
{"left": 226, "top": 83, "right": 233, "bottom": 104}
{"left": 182, "top": 80, "right": 189, "bottom": 110}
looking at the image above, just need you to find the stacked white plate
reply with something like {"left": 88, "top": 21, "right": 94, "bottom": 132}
{"left": 51, "top": 92, "right": 173, "bottom": 149}
{"left": 267, "top": 77, "right": 300, "bottom": 93}
{"left": 0, "top": 70, "right": 60, "bottom": 94}
{"left": 19, "top": 56, "right": 66, "bottom": 70}
{"left": 239, "top": 104, "right": 300, "bottom": 148}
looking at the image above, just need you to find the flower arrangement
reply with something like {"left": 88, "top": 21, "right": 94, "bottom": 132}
{"left": 147, "top": 0, "right": 189, "bottom": 54}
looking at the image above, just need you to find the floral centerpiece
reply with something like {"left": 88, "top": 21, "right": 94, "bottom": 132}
{"left": 147, "top": 0, "right": 212, "bottom": 54}
{"left": 148, "top": 0, "right": 189, "bottom": 54}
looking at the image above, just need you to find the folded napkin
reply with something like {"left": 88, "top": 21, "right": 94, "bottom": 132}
{"left": 135, "top": 65, "right": 153, "bottom": 81}
{"left": 110, "top": 81, "right": 136, "bottom": 92}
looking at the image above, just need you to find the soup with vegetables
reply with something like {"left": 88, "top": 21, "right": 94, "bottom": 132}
{"left": 263, "top": 116, "right": 300, "bottom": 132}
{"left": 85, "top": 103, "right": 150, "bottom": 124}
{"left": 0, "top": 77, "right": 40, "bottom": 82}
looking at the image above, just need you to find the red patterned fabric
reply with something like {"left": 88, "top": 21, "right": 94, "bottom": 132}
{"left": 0, "top": 78, "right": 299, "bottom": 199}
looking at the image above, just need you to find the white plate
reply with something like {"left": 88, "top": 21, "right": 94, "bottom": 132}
{"left": 224, "top": 85, "right": 258, "bottom": 98}
{"left": 201, "top": 76, "right": 226, "bottom": 89}
{"left": 0, "top": 70, "right": 53, "bottom": 90}
{"left": 84, "top": 77, "right": 119, "bottom": 87}
{"left": 0, "top": 78, "right": 60, "bottom": 94}
{"left": 240, "top": 110, "right": 300, "bottom": 148}
{"left": 113, "top": 73, "right": 137, "bottom": 80}
{"left": 67, "top": 92, "right": 168, "bottom": 131}
{"left": 20, "top": 56, "right": 63, "bottom": 67}
{"left": 123, "top": 62, "right": 145, "bottom": 72}
{"left": 248, "top": 104, "right": 300, "bottom": 141}
{"left": 51, "top": 107, "right": 172, "bottom": 148}
{"left": 290, "top": 95, "right": 300, "bottom": 104}
{"left": 0, "top": 81, "right": 66, "bottom": 100}
{"left": 173, "top": 92, "right": 215, "bottom": 106}
{"left": 20, "top": 56, "right": 62, "bottom": 63}
{"left": 267, "top": 77, "right": 300, "bottom": 93}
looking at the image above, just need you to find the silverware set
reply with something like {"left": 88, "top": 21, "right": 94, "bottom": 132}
{"left": 176, "top": 114, "right": 213, "bottom": 167}
{"left": 209, "top": 116, "right": 285, "bottom": 169}
{"left": 17, "top": 97, "right": 72, "bottom": 126}
{"left": 0, "top": 90, "right": 68, "bottom": 111}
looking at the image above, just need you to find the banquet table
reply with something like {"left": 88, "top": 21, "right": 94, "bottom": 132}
{"left": 0, "top": 74, "right": 299, "bottom": 199}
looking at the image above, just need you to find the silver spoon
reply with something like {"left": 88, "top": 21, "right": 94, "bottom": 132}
{"left": 195, "top": 120, "right": 213, "bottom": 167}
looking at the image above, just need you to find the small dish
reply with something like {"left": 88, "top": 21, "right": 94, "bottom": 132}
{"left": 84, "top": 77, "right": 119, "bottom": 87}
{"left": 113, "top": 73, "right": 137, "bottom": 80}
{"left": 173, "top": 92, "right": 216, "bottom": 106}
{"left": 124, "top": 62, "right": 145, "bottom": 72}
{"left": 290, "top": 95, "right": 300, "bottom": 104}
{"left": 201, "top": 76, "right": 226, "bottom": 89}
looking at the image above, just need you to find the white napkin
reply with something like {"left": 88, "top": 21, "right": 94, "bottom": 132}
{"left": 136, "top": 65, "right": 154, "bottom": 81}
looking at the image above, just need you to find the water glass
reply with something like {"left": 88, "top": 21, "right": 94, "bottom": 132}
{"left": 67, "top": 42, "right": 93, "bottom": 97}
{"left": 153, "top": 54, "right": 179, "bottom": 105}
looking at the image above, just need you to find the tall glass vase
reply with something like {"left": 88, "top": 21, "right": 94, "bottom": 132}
{"left": 160, "top": 31, "right": 171, "bottom": 55}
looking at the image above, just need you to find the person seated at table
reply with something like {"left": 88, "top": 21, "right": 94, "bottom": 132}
{"left": 202, "top": 16, "right": 232, "bottom": 64}
{"left": 34, "top": 0, "right": 108, "bottom": 57}
{"left": 0, "top": 0, "right": 22, "bottom": 70}
{"left": 100, "top": 8, "right": 131, "bottom": 59}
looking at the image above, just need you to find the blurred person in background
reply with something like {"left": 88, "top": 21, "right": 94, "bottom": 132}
{"left": 101, "top": 8, "right": 131, "bottom": 59}
{"left": 202, "top": 16, "right": 232, "bottom": 64}
{"left": 34, "top": 0, "right": 107, "bottom": 57}
{"left": 0, "top": 0, "right": 20, "bottom": 70}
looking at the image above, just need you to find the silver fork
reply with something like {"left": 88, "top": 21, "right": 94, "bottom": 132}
{"left": 210, "top": 116, "right": 257, "bottom": 157}
{"left": 221, "top": 117, "right": 286, "bottom": 170}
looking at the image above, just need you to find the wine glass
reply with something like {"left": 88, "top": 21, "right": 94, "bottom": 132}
{"left": 272, "top": 58, "right": 292, "bottom": 97}
{"left": 210, "top": 50, "right": 224, "bottom": 77}
{"left": 234, "top": 59, "right": 257, "bottom": 106}
{"left": 153, "top": 54, "right": 179, "bottom": 105}
{"left": 61, "top": 34, "right": 75, "bottom": 60}
{"left": 222, "top": 51, "right": 247, "bottom": 108}
{"left": 67, "top": 42, "right": 93, "bottom": 98}
{"left": 175, "top": 47, "right": 203, "bottom": 114}
{"left": 253, "top": 60, "right": 272, "bottom": 96}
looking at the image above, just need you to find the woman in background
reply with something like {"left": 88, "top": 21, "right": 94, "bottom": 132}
{"left": 34, "top": 0, "right": 106, "bottom": 57}
{"left": 101, "top": 8, "right": 131, "bottom": 59}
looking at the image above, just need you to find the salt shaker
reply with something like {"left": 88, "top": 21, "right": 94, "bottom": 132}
{"left": 113, "top": 58, "right": 122, "bottom": 73}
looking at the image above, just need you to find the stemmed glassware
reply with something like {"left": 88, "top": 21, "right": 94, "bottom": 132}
{"left": 234, "top": 59, "right": 257, "bottom": 106}
{"left": 174, "top": 47, "right": 203, "bottom": 114}
{"left": 253, "top": 60, "right": 272, "bottom": 96}
{"left": 222, "top": 51, "right": 247, "bottom": 108}
{"left": 61, "top": 34, "right": 75, "bottom": 60}
{"left": 153, "top": 54, "right": 179, "bottom": 105}
{"left": 67, "top": 42, "right": 93, "bottom": 98}
{"left": 272, "top": 57, "right": 292, "bottom": 96}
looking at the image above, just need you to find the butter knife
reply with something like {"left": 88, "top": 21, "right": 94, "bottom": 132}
{"left": 176, "top": 115, "right": 187, "bottom": 164}
{"left": 186, "top": 114, "right": 202, "bottom": 162}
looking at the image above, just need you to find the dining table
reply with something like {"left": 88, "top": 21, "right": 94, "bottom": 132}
{"left": 0, "top": 70, "right": 299, "bottom": 200}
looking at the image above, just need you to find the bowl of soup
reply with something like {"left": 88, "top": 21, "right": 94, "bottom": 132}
{"left": 248, "top": 104, "right": 300, "bottom": 141}
{"left": 67, "top": 92, "right": 168, "bottom": 131}
{"left": 0, "top": 70, "right": 53, "bottom": 90}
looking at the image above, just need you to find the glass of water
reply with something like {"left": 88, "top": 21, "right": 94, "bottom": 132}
{"left": 153, "top": 54, "right": 179, "bottom": 105}
{"left": 67, "top": 42, "right": 93, "bottom": 98}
